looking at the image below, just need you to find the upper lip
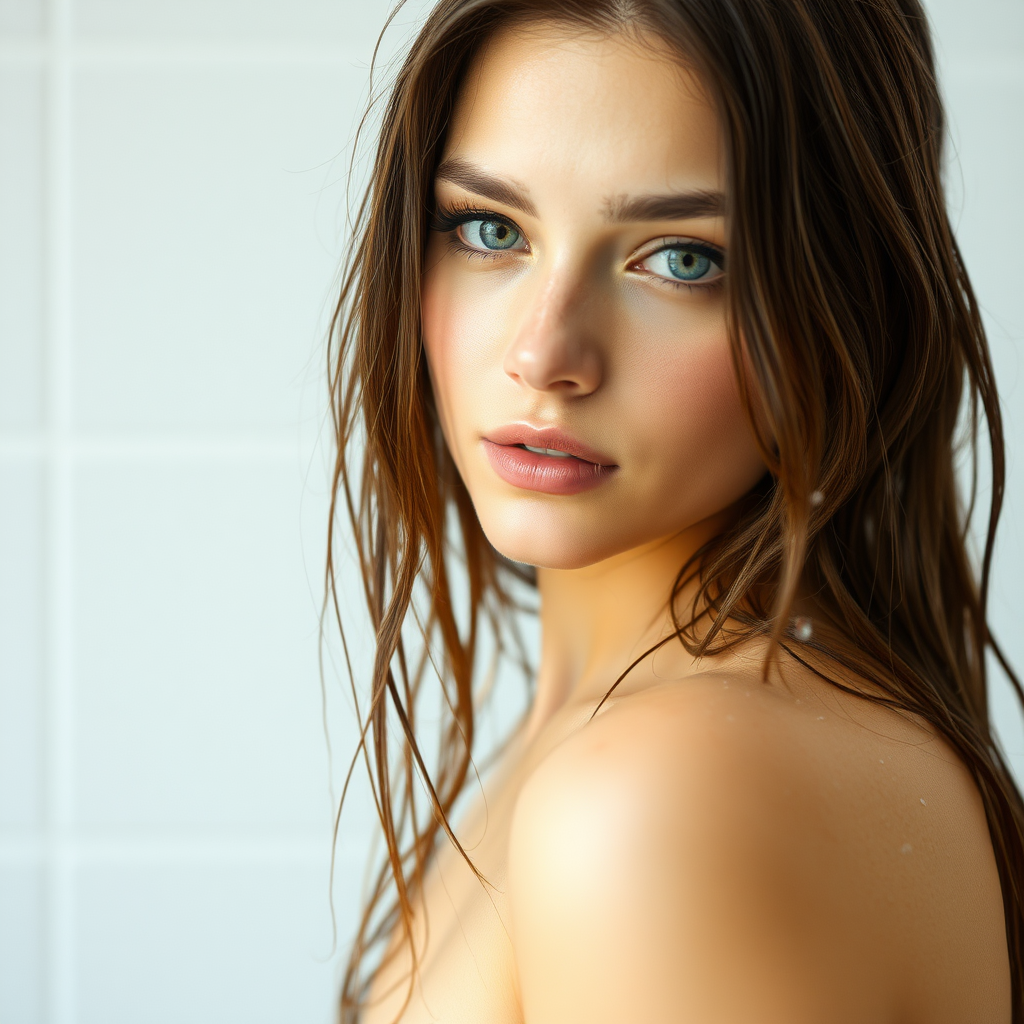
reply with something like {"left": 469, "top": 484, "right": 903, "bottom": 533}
{"left": 483, "top": 424, "right": 617, "bottom": 467}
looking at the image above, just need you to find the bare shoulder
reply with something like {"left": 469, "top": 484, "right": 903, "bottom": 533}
{"left": 508, "top": 669, "right": 1010, "bottom": 1024}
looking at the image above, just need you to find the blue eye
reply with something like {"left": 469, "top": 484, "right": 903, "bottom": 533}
{"left": 667, "top": 248, "right": 711, "bottom": 280}
{"left": 639, "top": 242, "right": 725, "bottom": 286}
{"left": 460, "top": 219, "right": 524, "bottom": 251}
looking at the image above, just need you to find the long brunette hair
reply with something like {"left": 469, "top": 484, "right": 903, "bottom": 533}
{"left": 326, "top": 0, "right": 1024, "bottom": 1019}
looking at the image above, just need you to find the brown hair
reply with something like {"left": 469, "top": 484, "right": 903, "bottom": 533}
{"left": 326, "top": 0, "right": 1024, "bottom": 1019}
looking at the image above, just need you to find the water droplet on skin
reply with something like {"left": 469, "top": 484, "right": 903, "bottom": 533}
{"left": 794, "top": 616, "right": 813, "bottom": 641}
{"left": 795, "top": 699, "right": 802, "bottom": 705}
{"left": 900, "top": 843, "right": 913, "bottom": 855}
{"left": 810, "top": 489, "right": 824, "bottom": 507}
{"left": 879, "top": 759, "right": 885, "bottom": 764}
{"left": 816, "top": 715, "right": 825, "bottom": 721}
{"left": 920, "top": 798, "right": 927, "bottom": 806}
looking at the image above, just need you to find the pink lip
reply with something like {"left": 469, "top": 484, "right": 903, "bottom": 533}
{"left": 481, "top": 425, "right": 618, "bottom": 495}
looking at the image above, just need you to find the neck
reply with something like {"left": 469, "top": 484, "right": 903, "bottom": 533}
{"left": 524, "top": 513, "right": 729, "bottom": 737}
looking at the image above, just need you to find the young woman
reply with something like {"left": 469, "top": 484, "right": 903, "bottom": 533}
{"left": 326, "top": 0, "right": 1024, "bottom": 1020}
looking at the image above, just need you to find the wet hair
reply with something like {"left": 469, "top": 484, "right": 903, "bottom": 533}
{"left": 326, "top": 0, "right": 1024, "bottom": 1019}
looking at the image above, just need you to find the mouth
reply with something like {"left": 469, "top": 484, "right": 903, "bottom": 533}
{"left": 517, "top": 444, "right": 577, "bottom": 459}
{"left": 484, "top": 424, "right": 616, "bottom": 464}
{"left": 481, "top": 425, "right": 618, "bottom": 495}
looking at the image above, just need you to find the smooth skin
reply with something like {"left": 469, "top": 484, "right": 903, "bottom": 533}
{"left": 363, "top": 22, "right": 1011, "bottom": 1024}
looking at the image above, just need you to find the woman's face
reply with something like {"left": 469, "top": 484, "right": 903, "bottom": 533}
{"left": 422, "top": 22, "right": 767, "bottom": 570}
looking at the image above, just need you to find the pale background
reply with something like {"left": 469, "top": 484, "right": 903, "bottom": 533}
{"left": 0, "top": 0, "right": 1021, "bottom": 1021}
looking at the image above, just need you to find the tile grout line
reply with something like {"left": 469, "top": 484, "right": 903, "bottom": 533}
{"left": 0, "top": 40, "right": 369, "bottom": 64}
{"left": 0, "top": 435, "right": 306, "bottom": 460}
{"left": 42, "top": 0, "right": 75, "bottom": 1020}
{"left": 0, "top": 834, "right": 355, "bottom": 863}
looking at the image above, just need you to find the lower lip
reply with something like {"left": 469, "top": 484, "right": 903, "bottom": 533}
{"left": 482, "top": 440, "right": 616, "bottom": 495}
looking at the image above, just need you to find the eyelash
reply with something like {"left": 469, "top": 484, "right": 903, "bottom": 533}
{"left": 431, "top": 201, "right": 516, "bottom": 261}
{"left": 430, "top": 201, "right": 727, "bottom": 292}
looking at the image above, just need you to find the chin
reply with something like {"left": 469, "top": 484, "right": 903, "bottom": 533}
{"left": 474, "top": 500, "right": 639, "bottom": 570}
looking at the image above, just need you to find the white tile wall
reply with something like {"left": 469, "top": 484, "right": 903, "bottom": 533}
{"left": 1, "top": 0, "right": 391, "bottom": 1020}
{"left": 0, "top": 460, "right": 45, "bottom": 828}
{"left": 931, "top": 2, "right": 1024, "bottom": 779}
{"left": 0, "top": 67, "right": 45, "bottom": 430}
{"left": 0, "top": 1, "right": 1021, "bottom": 1022}
{"left": 73, "top": 863, "right": 343, "bottom": 1024}
{"left": 0, "top": 0, "right": 44, "bottom": 37}
{"left": 73, "top": 0, "right": 381, "bottom": 45}
{"left": 927, "top": 0, "right": 1024, "bottom": 61}
{"left": 0, "top": 863, "right": 45, "bottom": 1023}
{"left": 71, "top": 459, "right": 331, "bottom": 830}
{"left": 70, "top": 64, "right": 361, "bottom": 433}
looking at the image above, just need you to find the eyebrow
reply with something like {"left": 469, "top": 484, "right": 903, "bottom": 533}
{"left": 435, "top": 157, "right": 539, "bottom": 218}
{"left": 434, "top": 156, "right": 726, "bottom": 223}
{"left": 604, "top": 189, "right": 726, "bottom": 222}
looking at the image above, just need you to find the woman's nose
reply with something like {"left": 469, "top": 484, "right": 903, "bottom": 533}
{"left": 502, "top": 269, "right": 604, "bottom": 397}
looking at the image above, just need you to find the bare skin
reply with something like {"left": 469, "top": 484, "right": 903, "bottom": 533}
{"left": 362, "top": 22, "right": 1011, "bottom": 1024}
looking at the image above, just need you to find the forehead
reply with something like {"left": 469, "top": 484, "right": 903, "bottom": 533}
{"left": 442, "top": 21, "right": 725, "bottom": 202}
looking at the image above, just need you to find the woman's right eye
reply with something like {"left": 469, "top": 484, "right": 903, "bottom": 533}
{"left": 458, "top": 218, "right": 527, "bottom": 252}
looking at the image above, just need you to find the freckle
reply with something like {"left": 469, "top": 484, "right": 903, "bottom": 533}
{"left": 900, "top": 843, "right": 913, "bottom": 855}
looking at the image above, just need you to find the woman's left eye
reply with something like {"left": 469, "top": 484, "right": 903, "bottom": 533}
{"left": 458, "top": 218, "right": 527, "bottom": 252}
{"left": 636, "top": 243, "right": 725, "bottom": 286}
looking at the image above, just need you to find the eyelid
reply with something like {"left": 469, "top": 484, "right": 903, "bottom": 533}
{"left": 432, "top": 201, "right": 527, "bottom": 238}
{"left": 630, "top": 237, "right": 727, "bottom": 291}
{"left": 630, "top": 236, "right": 726, "bottom": 268}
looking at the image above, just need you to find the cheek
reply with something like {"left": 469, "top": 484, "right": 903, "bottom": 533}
{"left": 622, "top": 309, "right": 765, "bottom": 515}
{"left": 421, "top": 251, "right": 515, "bottom": 488}
{"left": 421, "top": 256, "right": 480, "bottom": 467}
{"left": 659, "top": 340, "right": 742, "bottom": 438}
